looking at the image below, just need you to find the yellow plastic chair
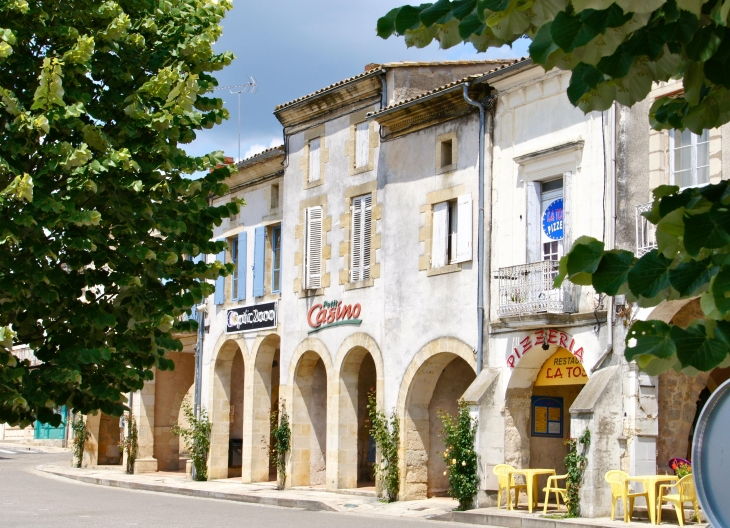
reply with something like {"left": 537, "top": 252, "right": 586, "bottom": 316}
{"left": 657, "top": 474, "right": 700, "bottom": 526}
{"left": 542, "top": 474, "right": 568, "bottom": 514}
{"left": 493, "top": 464, "right": 527, "bottom": 510}
{"left": 605, "top": 470, "right": 649, "bottom": 522}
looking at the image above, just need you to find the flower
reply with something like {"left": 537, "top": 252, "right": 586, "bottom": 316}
{"left": 462, "top": 461, "right": 466, "bottom": 466}
{"left": 451, "top": 458, "right": 456, "bottom": 465}
{"left": 443, "top": 471, "right": 447, "bottom": 476}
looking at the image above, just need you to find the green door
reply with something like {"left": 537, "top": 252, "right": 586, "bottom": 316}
{"left": 34, "top": 406, "right": 67, "bottom": 440}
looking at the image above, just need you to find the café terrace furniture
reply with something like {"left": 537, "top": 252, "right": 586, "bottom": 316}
{"left": 657, "top": 474, "right": 701, "bottom": 526}
{"left": 542, "top": 473, "right": 568, "bottom": 514}
{"left": 493, "top": 464, "right": 527, "bottom": 510}
{"left": 508, "top": 468, "right": 557, "bottom": 513}
{"left": 628, "top": 474, "right": 679, "bottom": 525}
{"left": 605, "top": 470, "right": 650, "bottom": 523}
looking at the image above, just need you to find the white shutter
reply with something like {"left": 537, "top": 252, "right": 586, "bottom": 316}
{"left": 431, "top": 202, "right": 449, "bottom": 268}
{"left": 454, "top": 194, "right": 473, "bottom": 263}
{"left": 355, "top": 122, "right": 370, "bottom": 168}
{"left": 351, "top": 197, "right": 362, "bottom": 282}
{"left": 350, "top": 195, "right": 372, "bottom": 282}
{"left": 305, "top": 206, "right": 323, "bottom": 289}
{"left": 308, "top": 138, "right": 321, "bottom": 182}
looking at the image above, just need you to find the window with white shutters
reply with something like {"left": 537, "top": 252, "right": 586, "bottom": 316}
{"left": 308, "top": 138, "right": 321, "bottom": 182}
{"left": 671, "top": 128, "right": 709, "bottom": 188}
{"left": 350, "top": 194, "right": 372, "bottom": 282}
{"left": 432, "top": 195, "right": 472, "bottom": 269}
{"left": 355, "top": 122, "right": 370, "bottom": 168}
{"left": 305, "top": 206, "right": 323, "bottom": 289}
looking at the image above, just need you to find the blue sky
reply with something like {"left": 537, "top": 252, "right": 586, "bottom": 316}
{"left": 188, "top": 0, "right": 530, "bottom": 161}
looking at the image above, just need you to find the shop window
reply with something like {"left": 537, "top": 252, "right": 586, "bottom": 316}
{"left": 271, "top": 225, "right": 282, "bottom": 293}
{"left": 671, "top": 128, "right": 709, "bottom": 188}
{"left": 304, "top": 206, "right": 323, "bottom": 289}
{"left": 350, "top": 194, "right": 372, "bottom": 281}
{"left": 431, "top": 195, "right": 472, "bottom": 268}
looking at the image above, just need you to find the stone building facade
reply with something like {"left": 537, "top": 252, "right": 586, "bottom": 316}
{"left": 106, "top": 60, "right": 728, "bottom": 519}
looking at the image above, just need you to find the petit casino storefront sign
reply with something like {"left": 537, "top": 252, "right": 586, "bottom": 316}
{"left": 506, "top": 328, "right": 584, "bottom": 369}
{"left": 307, "top": 300, "right": 362, "bottom": 334}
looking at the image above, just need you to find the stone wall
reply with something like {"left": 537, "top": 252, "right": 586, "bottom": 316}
{"left": 310, "top": 359, "right": 328, "bottom": 486}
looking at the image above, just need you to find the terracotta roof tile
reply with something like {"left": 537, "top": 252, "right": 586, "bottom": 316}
{"left": 235, "top": 145, "right": 284, "bottom": 169}
{"left": 274, "top": 69, "right": 384, "bottom": 112}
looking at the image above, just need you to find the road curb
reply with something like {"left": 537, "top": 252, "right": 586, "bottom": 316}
{"left": 38, "top": 466, "right": 338, "bottom": 512}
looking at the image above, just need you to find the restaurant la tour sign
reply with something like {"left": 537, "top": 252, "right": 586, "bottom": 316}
{"left": 226, "top": 301, "right": 278, "bottom": 334}
{"left": 307, "top": 300, "right": 362, "bottom": 334}
{"left": 506, "top": 328, "right": 585, "bottom": 369}
{"left": 534, "top": 348, "right": 588, "bottom": 386}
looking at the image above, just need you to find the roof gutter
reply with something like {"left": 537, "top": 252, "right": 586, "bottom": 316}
{"left": 472, "top": 58, "right": 533, "bottom": 84}
{"left": 368, "top": 83, "right": 464, "bottom": 119}
{"left": 462, "top": 82, "right": 495, "bottom": 375}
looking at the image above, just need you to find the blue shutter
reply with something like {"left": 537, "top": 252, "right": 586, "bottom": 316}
{"left": 214, "top": 249, "right": 226, "bottom": 305}
{"left": 238, "top": 231, "right": 247, "bottom": 300}
{"left": 253, "top": 226, "right": 266, "bottom": 297}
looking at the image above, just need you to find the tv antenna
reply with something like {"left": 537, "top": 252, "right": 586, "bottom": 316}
{"left": 216, "top": 77, "right": 258, "bottom": 163}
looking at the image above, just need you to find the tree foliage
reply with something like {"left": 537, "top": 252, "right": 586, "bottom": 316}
{"left": 438, "top": 399, "right": 479, "bottom": 511}
{"left": 378, "top": 0, "right": 730, "bottom": 133}
{"left": 556, "top": 181, "right": 730, "bottom": 374}
{"left": 0, "top": 0, "right": 237, "bottom": 427}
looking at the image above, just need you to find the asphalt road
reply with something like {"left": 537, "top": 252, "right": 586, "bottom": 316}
{"left": 0, "top": 449, "right": 457, "bottom": 528}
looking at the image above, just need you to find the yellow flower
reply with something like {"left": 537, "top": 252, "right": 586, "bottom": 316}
{"left": 451, "top": 458, "right": 457, "bottom": 465}
{"left": 462, "top": 461, "right": 466, "bottom": 466}
{"left": 443, "top": 471, "right": 447, "bottom": 476}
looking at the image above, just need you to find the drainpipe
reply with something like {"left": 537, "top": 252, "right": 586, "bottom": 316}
{"left": 591, "top": 102, "right": 617, "bottom": 373}
{"left": 463, "top": 83, "right": 490, "bottom": 374}
{"left": 379, "top": 72, "right": 387, "bottom": 109}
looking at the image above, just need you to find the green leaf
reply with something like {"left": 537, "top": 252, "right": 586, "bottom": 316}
{"left": 396, "top": 6, "right": 425, "bottom": 34}
{"left": 671, "top": 324, "right": 729, "bottom": 371}
{"left": 711, "top": 265, "right": 730, "bottom": 315}
{"left": 627, "top": 250, "right": 672, "bottom": 298}
{"left": 683, "top": 206, "right": 730, "bottom": 256}
{"left": 669, "top": 257, "right": 716, "bottom": 296}
{"left": 592, "top": 249, "right": 634, "bottom": 295}
{"left": 625, "top": 320, "right": 676, "bottom": 361}
{"left": 551, "top": 10, "right": 599, "bottom": 52}
{"left": 565, "top": 236, "right": 605, "bottom": 275}
{"left": 420, "top": 0, "right": 453, "bottom": 27}
{"left": 377, "top": 8, "right": 401, "bottom": 38}
{"left": 530, "top": 22, "right": 559, "bottom": 64}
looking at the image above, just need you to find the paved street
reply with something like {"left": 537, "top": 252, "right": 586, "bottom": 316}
{"left": 0, "top": 450, "right": 461, "bottom": 527}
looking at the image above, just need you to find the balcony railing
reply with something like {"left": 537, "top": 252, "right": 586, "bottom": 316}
{"left": 498, "top": 260, "right": 576, "bottom": 317}
{"left": 636, "top": 201, "right": 657, "bottom": 257}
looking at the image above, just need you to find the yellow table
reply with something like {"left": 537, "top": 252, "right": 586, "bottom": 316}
{"left": 508, "top": 468, "right": 556, "bottom": 513}
{"left": 628, "top": 475, "right": 678, "bottom": 525}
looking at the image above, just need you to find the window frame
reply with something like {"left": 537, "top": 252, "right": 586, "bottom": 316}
{"left": 670, "top": 128, "right": 710, "bottom": 189}
{"left": 350, "top": 194, "right": 372, "bottom": 282}
{"left": 271, "top": 225, "right": 282, "bottom": 294}
{"left": 230, "top": 237, "right": 239, "bottom": 301}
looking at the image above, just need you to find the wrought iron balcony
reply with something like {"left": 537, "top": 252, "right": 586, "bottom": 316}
{"left": 636, "top": 201, "right": 657, "bottom": 257}
{"left": 497, "top": 260, "right": 576, "bottom": 317}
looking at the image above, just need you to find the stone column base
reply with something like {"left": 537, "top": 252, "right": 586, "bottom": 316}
{"left": 134, "top": 457, "right": 158, "bottom": 474}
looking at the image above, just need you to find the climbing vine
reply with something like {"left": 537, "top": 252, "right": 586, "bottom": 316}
{"left": 564, "top": 429, "right": 591, "bottom": 518}
{"left": 269, "top": 402, "right": 291, "bottom": 490}
{"left": 438, "top": 399, "right": 479, "bottom": 511}
{"left": 367, "top": 389, "right": 400, "bottom": 502}
{"left": 70, "top": 414, "right": 88, "bottom": 468}
{"left": 172, "top": 397, "right": 211, "bottom": 481}
{"left": 119, "top": 413, "right": 138, "bottom": 474}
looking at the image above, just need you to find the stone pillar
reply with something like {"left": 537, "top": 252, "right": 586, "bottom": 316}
{"left": 82, "top": 413, "right": 100, "bottom": 468}
{"left": 134, "top": 371, "right": 158, "bottom": 473}
{"left": 242, "top": 345, "right": 275, "bottom": 484}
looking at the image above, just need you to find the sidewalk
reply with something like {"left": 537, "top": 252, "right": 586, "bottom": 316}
{"left": 37, "top": 463, "right": 458, "bottom": 519}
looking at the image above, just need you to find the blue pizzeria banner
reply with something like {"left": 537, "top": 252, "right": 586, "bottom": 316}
{"left": 542, "top": 198, "right": 563, "bottom": 240}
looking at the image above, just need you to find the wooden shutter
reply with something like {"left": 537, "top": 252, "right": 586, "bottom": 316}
{"left": 237, "top": 231, "right": 247, "bottom": 300}
{"left": 355, "top": 122, "right": 369, "bottom": 168}
{"left": 214, "top": 248, "right": 226, "bottom": 305}
{"left": 350, "top": 194, "right": 372, "bottom": 281}
{"left": 454, "top": 194, "right": 473, "bottom": 263}
{"left": 431, "top": 202, "right": 449, "bottom": 268}
{"left": 305, "top": 206, "right": 323, "bottom": 289}
{"left": 308, "top": 138, "right": 321, "bottom": 182}
{"left": 253, "top": 226, "right": 266, "bottom": 297}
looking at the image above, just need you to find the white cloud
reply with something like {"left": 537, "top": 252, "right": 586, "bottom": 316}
{"left": 242, "top": 138, "right": 282, "bottom": 160}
